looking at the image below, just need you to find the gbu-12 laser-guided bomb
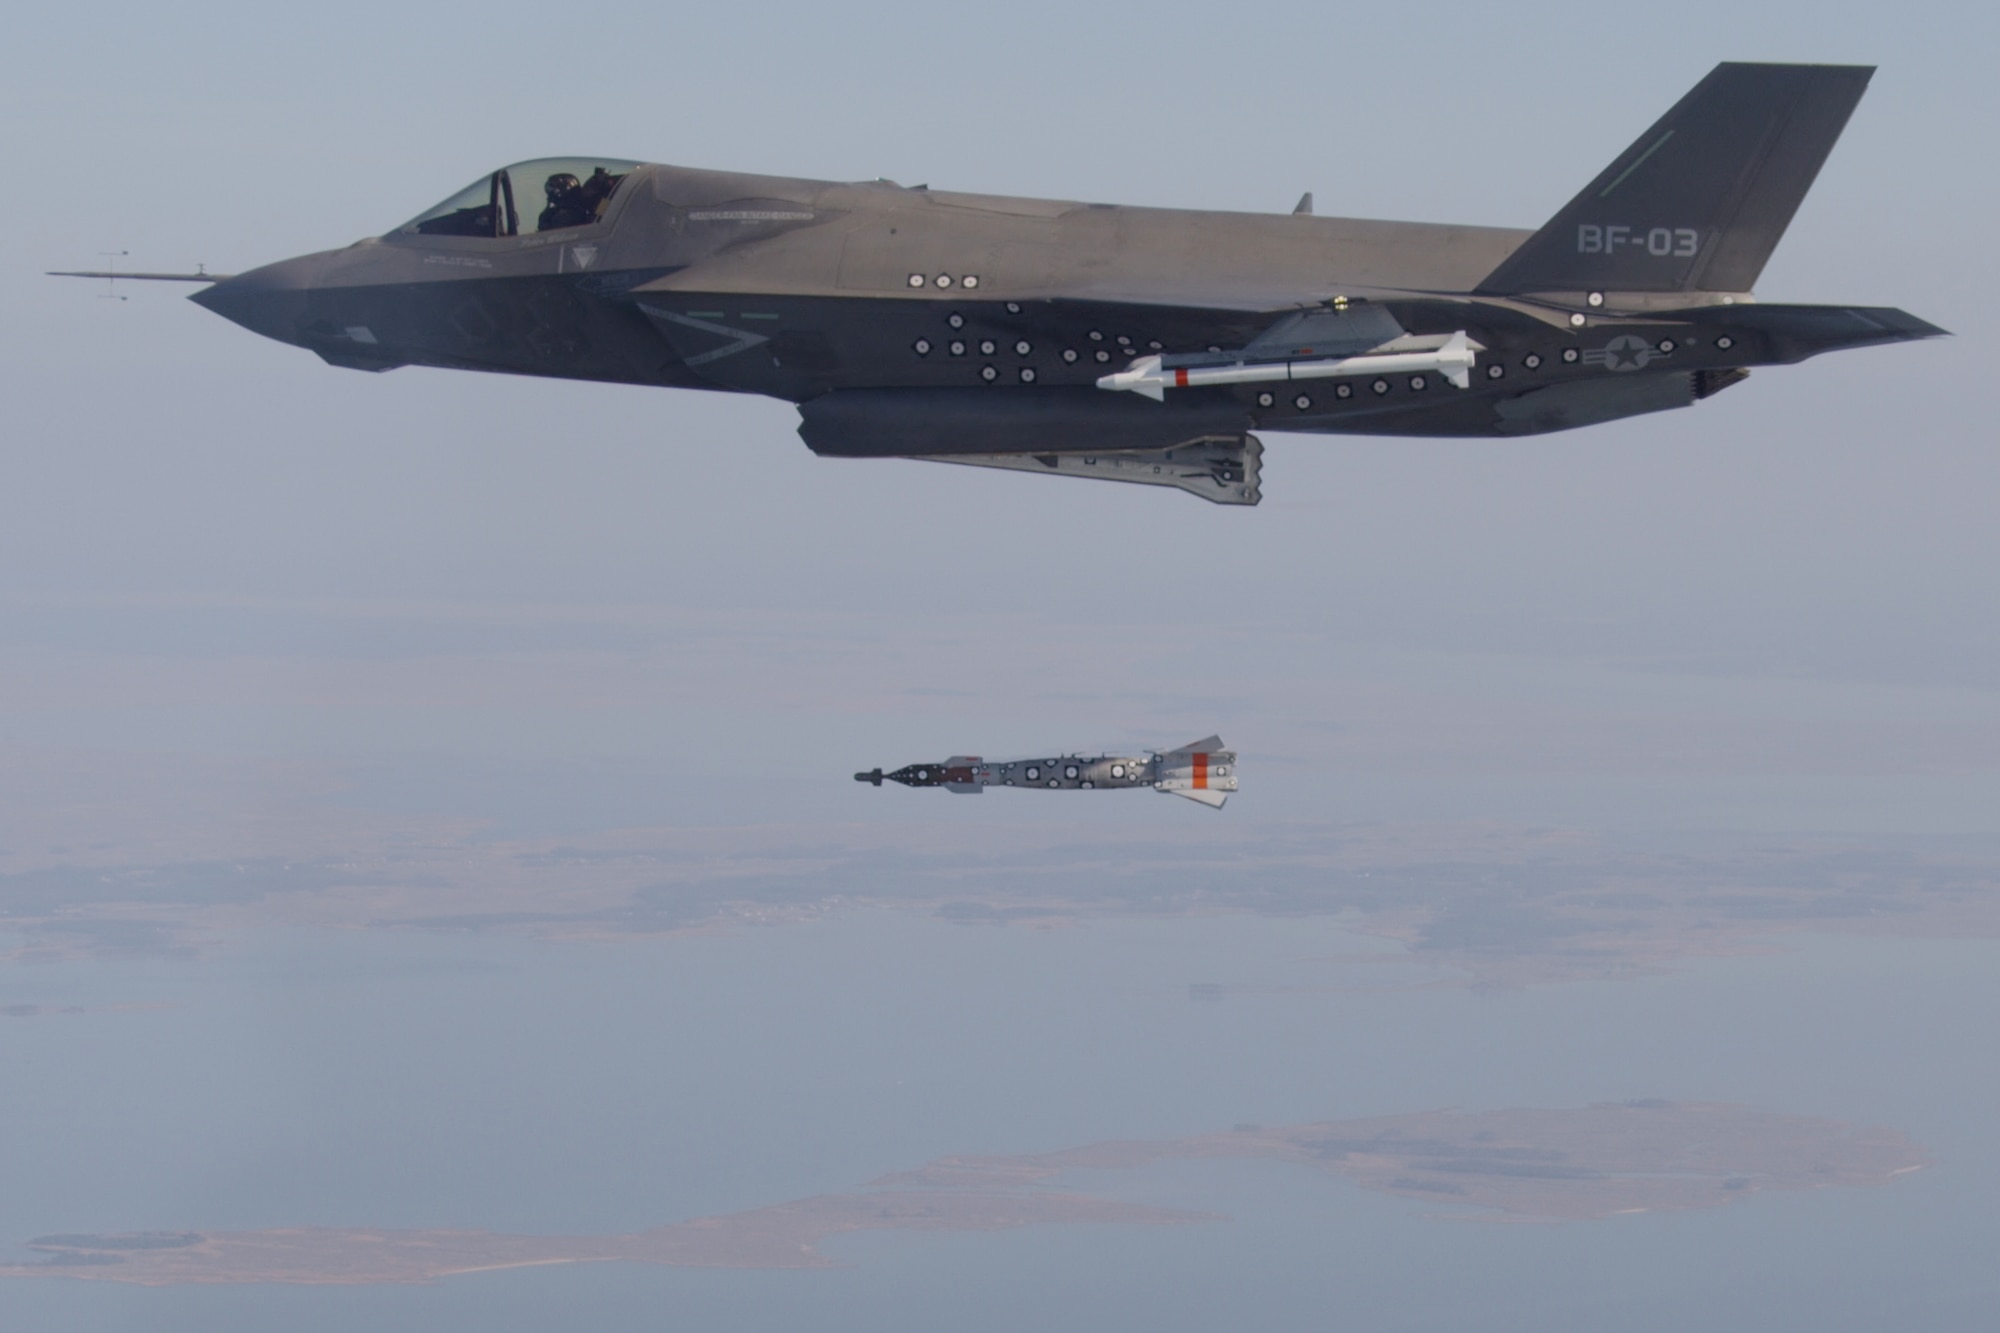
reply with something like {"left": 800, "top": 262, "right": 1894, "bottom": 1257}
{"left": 855, "top": 736, "right": 1236, "bottom": 808}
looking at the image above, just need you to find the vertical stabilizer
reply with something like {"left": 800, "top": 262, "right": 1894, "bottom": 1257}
{"left": 1476, "top": 63, "right": 1873, "bottom": 296}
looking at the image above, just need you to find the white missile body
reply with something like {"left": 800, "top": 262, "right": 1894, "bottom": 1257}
{"left": 1098, "top": 331, "right": 1477, "bottom": 401}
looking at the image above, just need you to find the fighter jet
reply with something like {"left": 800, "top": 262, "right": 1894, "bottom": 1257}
{"left": 57, "top": 63, "right": 1941, "bottom": 505}
{"left": 856, "top": 737, "right": 1236, "bottom": 808}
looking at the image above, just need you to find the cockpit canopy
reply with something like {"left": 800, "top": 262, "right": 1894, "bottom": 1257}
{"left": 396, "top": 158, "right": 644, "bottom": 239}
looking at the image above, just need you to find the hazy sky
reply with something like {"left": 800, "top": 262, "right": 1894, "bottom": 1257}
{"left": 2, "top": 2, "right": 1995, "bottom": 828}
{"left": 6, "top": 11, "right": 2000, "bottom": 1331}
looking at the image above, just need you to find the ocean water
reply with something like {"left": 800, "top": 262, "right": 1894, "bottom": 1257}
{"left": 2, "top": 912, "right": 1997, "bottom": 1332}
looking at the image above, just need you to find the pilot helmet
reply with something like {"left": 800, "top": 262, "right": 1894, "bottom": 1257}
{"left": 543, "top": 173, "right": 582, "bottom": 202}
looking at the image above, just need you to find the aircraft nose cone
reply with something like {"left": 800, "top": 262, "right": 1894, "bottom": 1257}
{"left": 188, "top": 256, "right": 317, "bottom": 345}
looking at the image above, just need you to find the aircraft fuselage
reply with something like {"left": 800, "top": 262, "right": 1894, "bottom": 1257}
{"left": 171, "top": 65, "right": 1943, "bottom": 504}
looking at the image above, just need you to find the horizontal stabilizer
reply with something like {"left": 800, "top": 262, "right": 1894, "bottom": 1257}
{"left": 1164, "top": 788, "right": 1228, "bottom": 809}
{"left": 919, "top": 437, "right": 1261, "bottom": 505}
{"left": 1477, "top": 63, "right": 1874, "bottom": 295}
{"left": 1686, "top": 302, "right": 1948, "bottom": 361}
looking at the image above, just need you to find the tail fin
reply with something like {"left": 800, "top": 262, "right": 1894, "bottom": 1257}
{"left": 1475, "top": 63, "right": 1873, "bottom": 296}
{"left": 1153, "top": 736, "right": 1236, "bottom": 809}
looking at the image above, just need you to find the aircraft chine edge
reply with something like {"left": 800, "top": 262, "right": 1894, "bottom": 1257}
{"left": 73, "top": 62, "right": 1942, "bottom": 506}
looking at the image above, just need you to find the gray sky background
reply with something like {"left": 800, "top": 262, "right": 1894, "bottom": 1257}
{"left": 7, "top": 13, "right": 2000, "bottom": 1331}
{"left": 1, "top": 0, "right": 1995, "bottom": 837}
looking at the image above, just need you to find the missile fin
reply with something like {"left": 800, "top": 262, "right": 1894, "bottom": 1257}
{"left": 1097, "top": 354, "right": 1167, "bottom": 400}
{"left": 1438, "top": 330, "right": 1475, "bottom": 389}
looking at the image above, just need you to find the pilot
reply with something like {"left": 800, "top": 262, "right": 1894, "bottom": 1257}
{"left": 538, "top": 173, "right": 594, "bottom": 231}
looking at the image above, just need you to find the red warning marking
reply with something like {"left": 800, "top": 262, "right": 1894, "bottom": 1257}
{"left": 1192, "top": 752, "right": 1209, "bottom": 789}
{"left": 1174, "top": 368, "right": 1189, "bottom": 388}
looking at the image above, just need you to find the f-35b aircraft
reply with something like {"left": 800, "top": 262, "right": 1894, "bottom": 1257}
{"left": 62, "top": 63, "right": 1940, "bottom": 505}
